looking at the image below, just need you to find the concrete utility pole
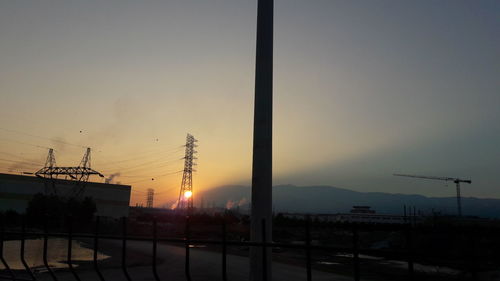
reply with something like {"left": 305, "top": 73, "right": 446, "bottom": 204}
{"left": 250, "top": 0, "right": 273, "bottom": 280}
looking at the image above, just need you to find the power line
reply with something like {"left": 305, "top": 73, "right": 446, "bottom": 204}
{"left": 94, "top": 148, "right": 184, "bottom": 176}
{"left": 0, "top": 138, "right": 51, "bottom": 150}
{"left": 98, "top": 155, "right": 181, "bottom": 171}
{"left": 0, "top": 151, "right": 44, "bottom": 163}
{"left": 0, "top": 129, "right": 186, "bottom": 176}
{"left": 0, "top": 158, "right": 43, "bottom": 166}
{"left": 117, "top": 167, "right": 182, "bottom": 178}
{"left": 98, "top": 159, "right": 182, "bottom": 176}
{"left": 94, "top": 146, "right": 184, "bottom": 167}
{"left": 0, "top": 127, "right": 86, "bottom": 148}
{"left": 123, "top": 170, "right": 182, "bottom": 185}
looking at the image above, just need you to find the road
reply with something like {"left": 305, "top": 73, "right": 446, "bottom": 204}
{"left": 29, "top": 240, "right": 356, "bottom": 281}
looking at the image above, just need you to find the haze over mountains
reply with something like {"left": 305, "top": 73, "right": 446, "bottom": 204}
{"left": 197, "top": 185, "right": 500, "bottom": 218}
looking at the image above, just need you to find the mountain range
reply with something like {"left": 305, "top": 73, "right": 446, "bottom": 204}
{"left": 197, "top": 185, "right": 500, "bottom": 218}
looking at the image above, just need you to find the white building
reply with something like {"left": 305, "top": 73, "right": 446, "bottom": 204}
{"left": 0, "top": 173, "right": 131, "bottom": 218}
{"left": 282, "top": 206, "right": 410, "bottom": 224}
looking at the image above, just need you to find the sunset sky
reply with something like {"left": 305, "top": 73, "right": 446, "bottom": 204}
{"left": 1, "top": 0, "right": 499, "bottom": 207}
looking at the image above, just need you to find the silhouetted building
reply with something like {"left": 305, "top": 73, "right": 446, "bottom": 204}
{"left": 350, "top": 206, "right": 376, "bottom": 214}
{"left": 0, "top": 173, "right": 131, "bottom": 218}
{"left": 283, "top": 206, "right": 410, "bottom": 224}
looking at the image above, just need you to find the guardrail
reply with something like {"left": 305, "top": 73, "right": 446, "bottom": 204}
{"left": 0, "top": 216, "right": 497, "bottom": 281}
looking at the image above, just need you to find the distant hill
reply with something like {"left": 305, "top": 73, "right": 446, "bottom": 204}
{"left": 197, "top": 185, "right": 500, "bottom": 218}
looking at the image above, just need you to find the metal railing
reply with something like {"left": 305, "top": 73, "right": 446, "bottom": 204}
{"left": 0, "top": 216, "right": 497, "bottom": 281}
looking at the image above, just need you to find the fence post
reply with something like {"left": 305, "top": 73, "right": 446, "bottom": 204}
{"left": 93, "top": 217, "right": 105, "bottom": 281}
{"left": 185, "top": 216, "right": 192, "bottom": 281}
{"left": 43, "top": 215, "right": 58, "bottom": 281}
{"left": 406, "top": 225, "right": 414, "bottom": 281}
{"left": 67, "top": 216, "right": 81, "bottom": 281}
{"left": 121, "top": 217, "right": 132, "bottom": 281}
{"left": 152, "top": 219, "right": 161, "bottom": 281}
{"left": 305, "top": 215, "right": 312, "bottom": 281}
{"left": 0, "top": 214, "right": 16, "bottom": 280}
{"left": 222, "top": 221, "right": 228, "bottom": 281}
{"left": 20, "top": 216, "right": 37, "bottom": 280}
{"left": 261, "top": 219, "right": 268, "bottom": 281}
{"left": 466, "top": 228, "right": 477, "bottom": 280}
{"left": 352, "top": 224, "right": 360, "bottom": 281}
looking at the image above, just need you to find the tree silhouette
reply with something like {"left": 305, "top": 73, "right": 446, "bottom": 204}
{"left": 26, "top": 193, "right": 97, "bottom": 226}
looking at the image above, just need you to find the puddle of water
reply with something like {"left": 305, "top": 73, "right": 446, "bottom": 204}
{"left": 0, "top": 238, "right": 110, "bottom": 270}
{"left": 383, "top": 259, "right": 460, "bottom": 275}
{"left": 189, "top": 244, "right": 207, "bottom": 248}
{"left": 317, "top": 261, "right": 341, "bottom": 265}
{"left": 335, "top": 253, "right": 383, "bottom": 260}
{"left": 332, "top": 253, "right": 460, "bottom": 275}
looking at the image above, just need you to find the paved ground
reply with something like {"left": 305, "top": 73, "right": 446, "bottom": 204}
{"left": 25, "top": 240, "right": 356, "bottom": 281}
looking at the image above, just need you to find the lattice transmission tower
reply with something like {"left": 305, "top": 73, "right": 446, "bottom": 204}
{"left": 146, "top": 188, "right": 154, "bottom": 208}
{"left": 35, "top": 147, "right": 104, "bottom": 197}
{"left": 45, "top": 148, "right": 56, "bottom": 168}
{"left": 176, "top": 134, "right": 197, "bottom": 211}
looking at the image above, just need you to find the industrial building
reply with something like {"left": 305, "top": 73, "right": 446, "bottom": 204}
{"left": 283, "top": 206, "right": 409, "bottom": 224}
{"left": 0, "top": 173, "right": 131, "bottom": 218}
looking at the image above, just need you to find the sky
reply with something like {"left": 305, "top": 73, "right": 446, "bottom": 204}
{"left": 0, "top": 0, "right": 499, "bottom": 207}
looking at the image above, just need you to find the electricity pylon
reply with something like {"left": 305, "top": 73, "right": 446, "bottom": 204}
{"left": 146, "top": 188, "right": 154, "bottom": 208}
{"left": 176, "top": 134, "right": 197, "bottom": 211}
{"left": 45, "top": 148, "right": 56, "bottom": 168}
{"left": 35, "top": 148, "right": 104, "bottom": 197}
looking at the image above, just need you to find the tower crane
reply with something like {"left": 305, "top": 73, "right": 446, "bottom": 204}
{"left": 393, "top": 173, "right": 471, "bottom": 217}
